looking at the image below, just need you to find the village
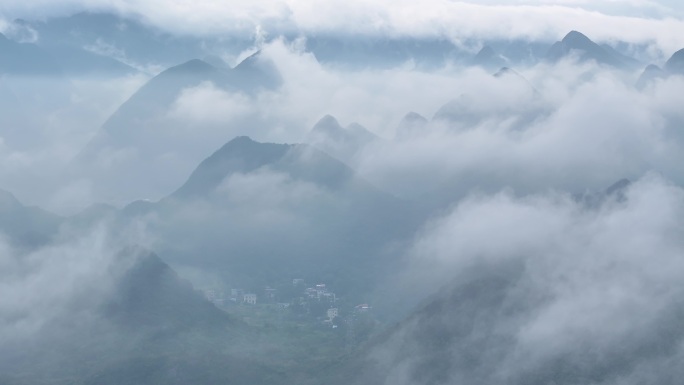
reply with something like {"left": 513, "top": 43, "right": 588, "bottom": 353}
{"left": 201, "top": 278, "right": 376, "bottom": 343}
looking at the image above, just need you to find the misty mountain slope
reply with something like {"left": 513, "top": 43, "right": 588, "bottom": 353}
{"left": 71, "top": 52, "right": 283, "bottom": 204}
{"left": 433, "top": 67, "right": 544, "bottom": 130}
{"left": 90, "top": 59, "right": 223, "bottom": 146}
{"left": 169, "top": 136, "right": 292, "bottom": 200}
{"left": 664, "top": 48, "right": 684, "bottom": 75}
{"left": 636, "top": 64, "right": 667, "bottom": 89}
{"left": 338, "top": 269, "right": 529, "bottom": 385}
{"left": 575, "top": 178, "right": 631, "bottom": 207}
{"left": 303, "top": 35, "right": 465, "bottom": 69}
{"left": 304, "top": 115, "right": 381, "bottom": 163}
{"left": 340, "top": 262, "right": 684, "bottom": 385}
{"left": 636, "top": 48, "right": 684, "bottom": 88}
{"left": 119, "top": 136, "right": 423, "bottom": 298}
{"left": 0, "top": 247, "right": 294, "bottom": 385}
{"left": 546, "top": 31, "right": 639, "bottom": 69}
{"left": 103, "top": 250, "right": 235, "bottom": 331}
{"left": 484, "top": 39, "right": 552, "bottom": 67}
{"left": 84, "top": 52, "right": 280, "bottom": 148}
{"left": 0, "top": 189, "right": 63, "bottom": 248}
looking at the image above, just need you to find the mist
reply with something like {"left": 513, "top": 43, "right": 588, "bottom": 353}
{"left": 1, "top": 2, "right": 684, "bottom": 384}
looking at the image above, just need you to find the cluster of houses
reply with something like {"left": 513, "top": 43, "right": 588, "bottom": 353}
{"left": 202, "top": 279, "right": 370, "bottom": 328}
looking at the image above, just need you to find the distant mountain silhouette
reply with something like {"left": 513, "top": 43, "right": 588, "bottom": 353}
{"left": 169, "top": 136, "right": 292, "bottom": 200}
{"left": 636, "top": 64, "right": 667, "bottom": 89}
{"left": 0, "top": 246, "right": 291, "bottom": 384}
{"left": 305, "top": 115, "right": 380, "bottom": 162}
{"left": 0, "top": 189, "right": 62, "bottom": 248}
{"left": 576, "top": 178, "right": 632, "bottom": 207}
{"left": 338, "top": 252, "right": 684, "bottom": 385}
{"left": 112, "top": 136, "right": 425, "bottom": 302}
{"left": 636, "top": 48, "right": 684, "bottom": 89}
{"left": 546, "top": 31, "right": 639, "bottom": 69}
{"left": 433, "top": 67, "right": 541, "bottom": 128}
{"left": 664, "top": 48, "right": 684, "bottom": 75}
{"left": 72, "top": 53, "right": 283, "bottom": 203}
{"left": 470, "top": 45, "right": 507, "bottom": 70}
{"left": 396, "top": 112, "right": 429, "bottom": 139}
{"left": 104, "top": 248, "right": 232, "bottom": 330}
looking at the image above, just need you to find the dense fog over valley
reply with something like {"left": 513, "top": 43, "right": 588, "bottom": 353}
{"left": 1, "top": 1, "right": 684, "bottom": 384}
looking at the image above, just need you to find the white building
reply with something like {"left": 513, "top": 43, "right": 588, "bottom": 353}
{"left": 327, "top": 308, "right": 339, "bottom": 320}
{"left": 243, "top": 293, "right": 257, "bottom": 305}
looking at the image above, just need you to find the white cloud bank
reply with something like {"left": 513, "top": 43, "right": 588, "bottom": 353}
{"left": 1, "top": 1, "right": 683, "bottom": 55}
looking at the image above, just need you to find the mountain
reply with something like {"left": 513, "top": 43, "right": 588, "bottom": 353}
{"left": 636, "top": 48, "right": 684, "bottom": 89}
{"left": 169, "top": 136, "right": 292, "bottom": 200}
{"left": 395, "top": 112, "right": 429, "bottom": 139}
{"left": 337, "top": 270, "right": 523, "bottom": 385}
{"left": 84, "top": 53, "right": 280, "bottom": 147}
{"left": 103, "top": 249, "right": 232, "bottom": 330}
{"left": 636, "top": 64, "right": 667, "bottom": 89}
{"left": 0, "top": 247, "right": 293, "bottom": 384}
{"left": 338, "top": 257, "right": 684, "bottom": 385}
{"left": 303, "top": 35, "right": 465, "bottom": 69}
{"left": 470, "top": 45, "right": 507, "bottom": 70}
{"left": 433, "top": 67, "right": 542, "bottom": 129}
{"left": 575, "top": 178, "right": 631, "bottom": 207}
{"left": 120, "top": 136, "right": 423, "bottom": 300}
{"left": 664, "top": 48, "right": 684, "bottom": 75}
{"left": 72, "top": 53, "right": 282, "bottom": 204}
{"left": 0, "top": 189, "right": 63, "bottom": 248}
{"left": 546, "top": 31, "right": 639, "bottom": 69}
{"left": 305, "top": 115, "right": 380, "bottom": 163}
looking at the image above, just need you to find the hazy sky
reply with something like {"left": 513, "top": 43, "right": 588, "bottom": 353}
{"left": 1, "top": 1, "right": 683, "bottom": 53}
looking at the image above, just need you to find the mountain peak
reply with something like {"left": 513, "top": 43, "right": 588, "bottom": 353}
{"left": 226, "top": 135, "right": 256, "bottom": 145}
{"left": 471, "top": 45, "right": 506, "bottom": 69}
{"left": 314, "top": 114, "right": 341, "bottom": 128}
{"left": 493, "top": 67, "right": 516, "bottom": 78}
{"left": 396, "top": 112, "right": 429, "bottom": 139}
{"left": 167, "top": 58, "right": 216, "bottom": 74}
{"left": 402, "top": 111, "right": 428, "bottom": 124}
{"left": 636, "top": 64, "right": 666, "bottom": 89}
{"left": 605, "top": 178, "right": 631, "bottom": 196}
{"left": 562, "top": 30, "right": 593, "bottom": 47}
{"left": 169, "top": 137, "right": 292, "bottom": 200}
{"left": 233, "top": 50, "right": 262, "bottom": 69}
{"left": 475, "top": 45, "right": 496, "bottom": 57}
{"left": 547, "top": 30, "right": 635, "bottom": 68}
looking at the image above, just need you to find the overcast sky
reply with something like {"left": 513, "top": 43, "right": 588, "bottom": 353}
{"left": 1, "top": 1, "right": 683, "bottom": 53}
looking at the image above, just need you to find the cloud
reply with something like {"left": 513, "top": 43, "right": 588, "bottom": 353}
{"left": 350, "top": 64, "right": 684, "bottom": 201}
{"left": 0, "top": 221, "right": 152, "bottom": 342}
{"left": 0, "top": 73, "right": 147, "bottom": 214}
{"left": 374, "top": 173, "right": 684, "bottom": 383}
{"left": 1, "top": 1, "right": 683, "bottom": 55}
{"left": 168, "top": 81, "right": 254, "bottom": 125}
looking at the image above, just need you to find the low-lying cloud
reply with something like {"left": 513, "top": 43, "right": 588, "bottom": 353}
{"left": 371, "top": 174, "right": 684, "bottom": 384}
